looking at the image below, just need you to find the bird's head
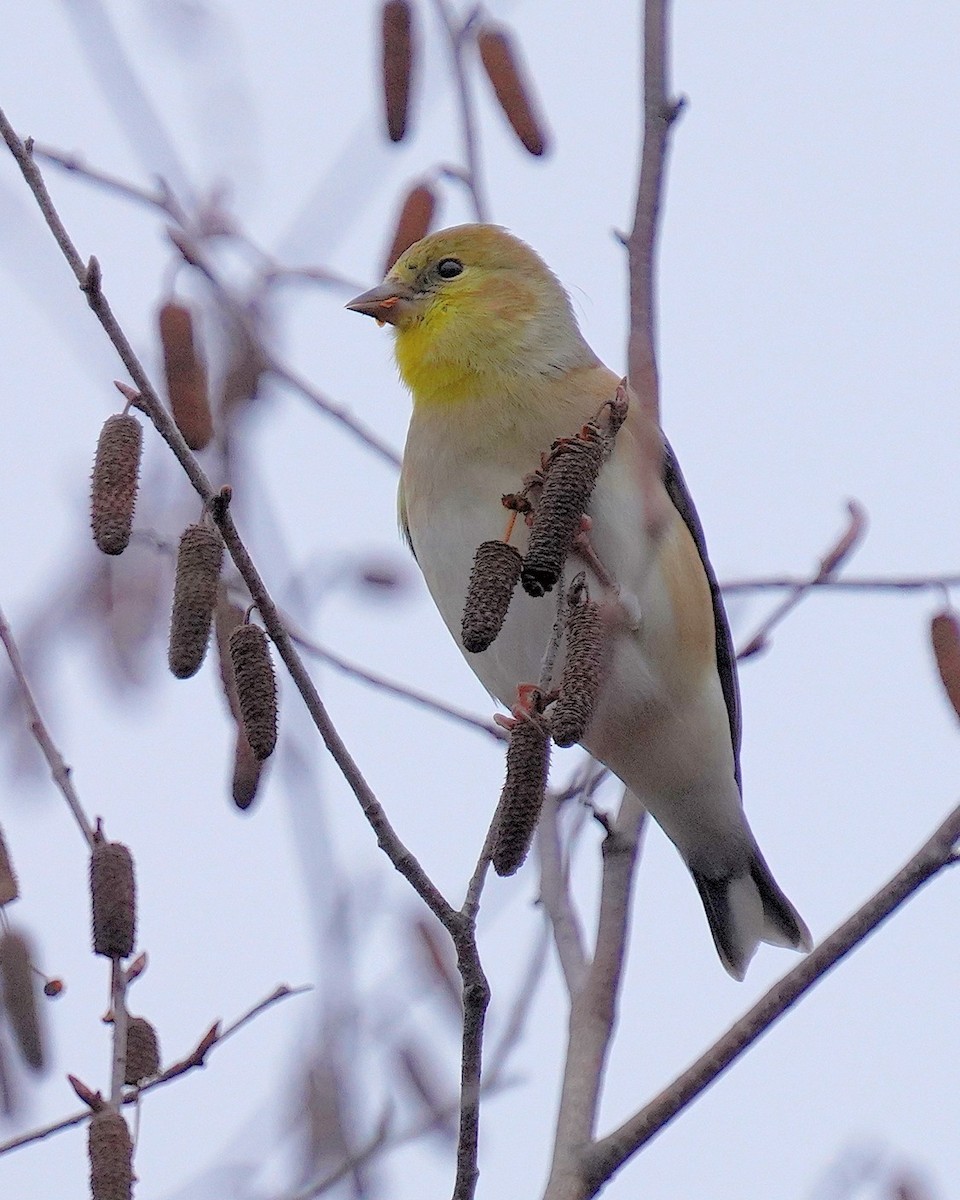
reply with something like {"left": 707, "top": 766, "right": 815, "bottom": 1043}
{"left": 347, "top": 224, "right": 597, "bottom": 407}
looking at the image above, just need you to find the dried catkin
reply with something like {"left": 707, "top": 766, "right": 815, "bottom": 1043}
{"left": 931, "top": 610, "right": 960, "bottom": 722}
{"left": 461, "top": 541, "right": 523, "bottom": 653}
{"left": 91, "top": 414, "right": 142, "bottom": 556}
{"left": 90, "top": 841, "right": 136, "bottom": 960}
{"left": 88, "top": 1109, "right": 133, "bottom": 1200}
{"left": 168, "top": 523, "right": 223, "bottom": 679}
{"left": 384, "top": 182, "right": 436, "bottom": 275}
{"left": 381, "top": 0, "right": 414, "bottom": 142}
{"left": 521, "top": 433, "right": 606, "bottom": 597}
{"left": 159, "top": 302, "right": 213, "bottom": 451}
{"left": 0, "top": 824, "right": 18, "bottom": 906}
{"left": 229, "top": 624, "right": 278, "bottom": 761}
{"left": 0, "top": 930, "right": 44, "bottom": 1070}
{"left": 476, "top": 24, "right": 550, "bottom": 156}
{"left": 124, "top": 1015, "right": 160, "bottom": 1084}
{"left": 492, "top": 715, "right": 550, "bottom": 876}
{"left": 231, "top": 730, "right": 264, "bottom": 810}
{"left": 551, "top": 585, "right": 606, "bottom": 747}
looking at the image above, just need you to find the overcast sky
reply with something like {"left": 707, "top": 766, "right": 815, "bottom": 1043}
{"left": 1, "top": 3, "right": 959, "bottom": 1198}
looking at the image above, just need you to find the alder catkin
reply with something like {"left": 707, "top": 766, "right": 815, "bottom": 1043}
{"left": 158, "top": 301, "right": 213, "bottom": 451}
{"left": 168, "top": 523, "right": 224, "bottom": 679}
{"left": 382, "top": 0, "right": 414, "bottom": 142}
{"left": 476, "top": 23, "right": 550, "bottom": 156}
{"left": 492, "top": 715, "right": 550, "bottom": 877}
{"left": 88, "top": 1109, "right": 133, "bottom": 1200}
{"left": 384, "top": 182, "right": 436, "bottom": 275}
{"left": 90, "top": 841, "right": 136, "bottom": 960}
{"left": 0, "top": 824, "right": 19, "bottom": 906}
{"left": 461, "top": 541, "right": 523, "bottom": 653}
{"left": 231, "top": 730, "right": 264, "bottom": 810}
{"left": 551, "top": 583, "right": 606, "bottom": 747}
{"left": 229, "top": 624, "right": 278, "bottom": 761}
{"left": 124, "top": 1015, "right": 160, "bottom": 1084}
{"left": 0, "top": 930, "right": 44, "bottom": 1070}
{"left": 91, "top": 414, "right": 143, "bottom": 556}
{"left": 521, "top": 433, "right": 606, "bottom": 597}
{"left": 930, "top": 610, "right": 960, "bottom": 722}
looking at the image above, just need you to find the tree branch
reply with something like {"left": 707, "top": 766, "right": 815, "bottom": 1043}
{"left": 0, "top": 984, "right": 309, "bottom": 1157}
{"left": 583, "top": 801, "right": 960, "bottom": 1195}
{"left": 0, "top": 603, "right": 96, "bottom": 848}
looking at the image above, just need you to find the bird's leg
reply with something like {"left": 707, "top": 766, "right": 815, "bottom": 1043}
{"left": 571, "top": 516, "right": 642, "bottom": 632}
{"left": 493, "top": 683, "right": 549, "bottom": 732}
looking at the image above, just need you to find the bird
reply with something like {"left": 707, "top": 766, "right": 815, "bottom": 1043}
{"left": 347, "top": 223, "right": 811, "bottom": 979}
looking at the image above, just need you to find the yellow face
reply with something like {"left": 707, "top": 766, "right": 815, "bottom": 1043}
{"left": 347, "top": 225, "right": 566, "bottom": 407}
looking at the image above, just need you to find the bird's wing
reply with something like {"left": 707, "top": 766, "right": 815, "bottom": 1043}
{"left": 397, "top": 476, "right": 417, "bottom": 560}
{"left": 661, "top": 439, "right": 743, "bottom": 791}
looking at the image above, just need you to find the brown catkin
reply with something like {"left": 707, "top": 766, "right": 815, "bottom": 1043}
{"left": 551, "top": 586, "right": 606, "bottom": 747}
{"left": 492, "top": 715, "right": 550, "bottom": 876}
{"left": 124, "top": 1015, "right": 160, "bottom": 1084}
{"left": 229, "top": 624, "right": 278, "bottom": 761}
{"left": 476, "top": 24, "right": 550, "bottom": 156}
{"left": 159, "top": 302, "right": 213, "bottom": 451}
{"left": 168, "top": 523, "right": 224, "bottom": 679}
{"left": 931, "top": 610, "right": 960, "bottom": 722}
{"left": 232, "top": 730, "right": 264, "bottom": 810}
{"left": 384, "top": 183, "right": 436, "bottom": 275}
{"left": 88, "top": 1109, "right": 133, "bottom": 1200}
{"left": 90, "top": 841, "right": 136, "bottom": 960}
{"left": 382, "top": 0, "right": 414, "bottom": 142}
{"left": 91, "top": 414, "right": 143, "bottom": 555}
{"left": 461, "top": 541, "right": 523, "bottom": 653}
{"left": 0, "top": 930, "right": 44, "bottom": 1071}
{"left": 521, "top": 433, "right": 606, "bottom": 597}
{"left": 0, "top": 824, "right": 19, "bottom": 906}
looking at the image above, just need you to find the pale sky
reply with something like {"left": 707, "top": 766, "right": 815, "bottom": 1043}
{"left": 1, "top": 3, "right": 959, "bottom": 1198}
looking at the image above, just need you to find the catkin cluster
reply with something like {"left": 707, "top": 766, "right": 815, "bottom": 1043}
{"left": 551, "top": 576, "right": 607, "bottom": 747}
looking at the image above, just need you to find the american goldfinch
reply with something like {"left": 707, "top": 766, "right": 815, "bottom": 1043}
{"left": 348, "top": 224, "right": 811, "bottom": 978}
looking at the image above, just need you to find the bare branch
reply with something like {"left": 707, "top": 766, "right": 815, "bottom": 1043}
{"left": 0, "top": 984, "right": 309, "bottom": 1157}
{"left": 537, "top": 794, "right": 588, "bottom": 995}
{"left": 722, "top": 572, "right": 960, "bottom": 595}
{"left": 432, "top": 0, "right": 489, "bottom": 221}
{"left": 584, "top": 801, "right": 960, "bottom": 1196}
{"left": 738, "top": 500, "right": 867, "bottom": 659}
{"left": 624, "top": 0, "right": 683, "bottom": 542}
{"left": 288, "top": 623, "right": 505, "bottom": 742}
{"left": 543, "top": 789, "right": 645, "bottom": 1200}
{"left": 0, "top": 603, "right": 96, "bottom": 848}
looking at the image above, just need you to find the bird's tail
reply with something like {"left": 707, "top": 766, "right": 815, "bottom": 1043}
{"left": 692, "top": 851, "right": 812, "bottom": 981}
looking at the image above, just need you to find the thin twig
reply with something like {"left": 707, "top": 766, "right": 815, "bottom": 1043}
{"left": 288, "top": 624, "right": 505, "bottom": 742}
{"left": 737, "top": 500, "right": 867, "bottom": 659}
{"left": 542, "top": 789, "right": 646, "bottom": 1200}
{"left": 537, "top": 793, "right": 588, "bottom": 995}
{"left": 450, "top": 918, "right": 490, "bottom": 1200}
{"left": 0, "top": 603, "right": 95, "bottom": 848}
{"left": 722, "top": 573, "right": 960, "bottom": 595}
{"left": 109, "top": 959, "right": 129, "bottom": 1107}
{"left": 583, "top": 801, "right": 960, "bottom": 1196}
{"left": 624, "top": 0, "right": 682, "bottom": 543}
{"left": 433, "top": 0, "right": 488, "bottom": 222}
{"left": 0, "top": 984, "right": 309, "bottom": 1157}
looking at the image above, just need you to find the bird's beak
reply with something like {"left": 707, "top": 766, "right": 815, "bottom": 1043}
{"left": 346, "top": 280, "right": 417, "bottom": 327}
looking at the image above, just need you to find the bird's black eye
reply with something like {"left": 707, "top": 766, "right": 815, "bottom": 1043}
{"left": 436, "top": 258, "right": 463, "bottom": 279}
